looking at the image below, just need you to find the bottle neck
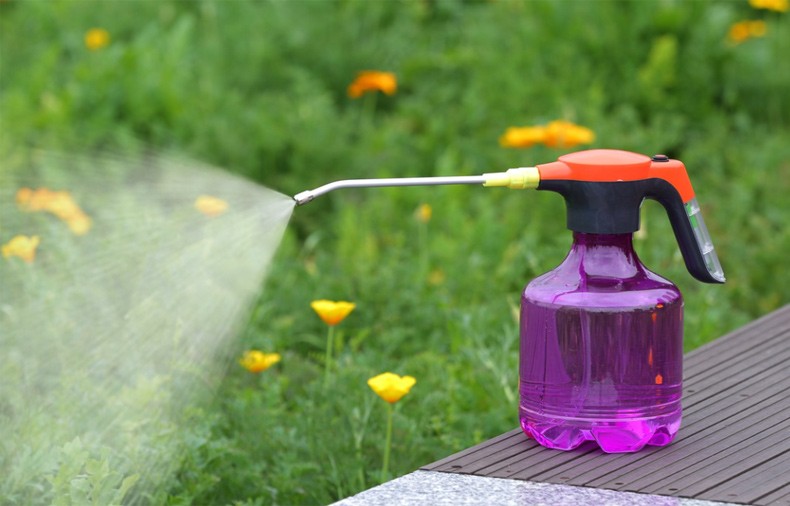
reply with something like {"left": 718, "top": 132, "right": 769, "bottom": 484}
{"left": 571, "top": 232, "right": 636, "bottom": 251}
{"left": 565, "top": 232, "right": 643, "bottom": 279}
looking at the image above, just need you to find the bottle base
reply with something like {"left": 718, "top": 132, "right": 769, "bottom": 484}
{"left": 519, "top": 409, "right": 681, "bottom": 453}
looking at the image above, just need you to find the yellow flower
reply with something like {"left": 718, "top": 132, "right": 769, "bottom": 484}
{"left": 239, "top": 351, "right": 281, "bottom": 373}
{"left": 65, "top": 213, "right": 93, "bottom": 236}
{"left": 15, "top": 188, "right": 33, "bottom": 208}
{"left": 18, "top": 187, "right": 56, "bottom": 211}
{"left": 748, "top": 20, "right": 768, "bottom": 37}
{"left": 415, "top": 204, "right": 432, "bottom": 223}
{"left": 2, "top": 235, "right": 40, "bottom": 264}
{"left": 85, "top": 28, "right": 110, "bottom": 51}
{"left": 499, "top": 126, "right": 546, "bottom": 148}
{"left": 543, "top": 120, "right": 596, "bottom": 149}
{"left": 195, "top": 195, "right": 228, "bottom": 217}
{"left": 749, "top": 0, "right": 788, "bottom": 11}
{"left": 347, "top": 71, "right": 397, "bottom": 98}
{"left": 368, "top": 372, "right": 416, "bottom": 403}
{"left": 428, "top": 268, "right": 446, "bottom": 286}
{"left": 729, "top": 20, "right": 767, "bottom": 44}
{"left": 45, "top": 191, "right": 83, "bottom": 221}
{"left": 311, "top": 300, "right": 356, "bottom": 326}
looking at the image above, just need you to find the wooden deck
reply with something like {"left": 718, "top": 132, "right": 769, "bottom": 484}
{"left": 422, "top": 304, "right": 790, "bottom": 506}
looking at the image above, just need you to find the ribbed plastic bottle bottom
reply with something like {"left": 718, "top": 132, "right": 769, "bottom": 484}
{"left": 519, "top": 407, "right": 682, "bottom": 453}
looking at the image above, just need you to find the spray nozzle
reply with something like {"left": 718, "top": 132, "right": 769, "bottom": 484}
{"left": 293, "top": 190, "right": 317, "bottom": 206}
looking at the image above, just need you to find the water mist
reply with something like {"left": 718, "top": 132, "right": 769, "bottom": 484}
{"left": 0, "top": 151, "right": 293, "bottom": 504}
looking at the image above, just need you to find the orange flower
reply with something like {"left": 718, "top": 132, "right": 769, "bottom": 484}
{"left": 729, "top": 22, "right": 751, "bottom": 44}
{"left": 729, "top": 20, "right": 767, "bottom": 44}
{"left": 499, "top": 126, "right": 546, "bottom": 148}
{"left": 311, "top": 300, "right": 356, "bottom": 326}
{"left": 239, "top": 351, "right": 281, "bottom": 373}
{"left": 749, "top": 0, "right": 788, "bottom": 11}
{"left": 17, "top": 188, "right": 92, "bottom": 235}
{"left": 543, "top": 120, "right": 596, "bottom": 149}
{"left": 85, "top": 28, "right": 110, "bottom": 51}
{"left": 195, "top": 195, "right": 228, "bottom": 217}
{"left": 2, "top": 235, "right": 40, "bottom": 264}
{"left": 347, "top": 71, "right": 397, "bottom": 98}
{"left": 500, "top": 121, "right": 594, "bottom": 149}
{"left": 367, "top": 373, "right": 417, "bottom": 403}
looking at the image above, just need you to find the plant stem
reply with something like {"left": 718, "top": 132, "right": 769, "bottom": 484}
{"left": 324, "top": 325, "right": 335, "bottom": 388}
{"left": 357, "top": 456, "right": 366, "bottom": 491}
{"left": 419, "top": 220, "right": 429, "bottom": 279}
{"left": 381, "top": 402, "right": 393, "bottom": 483}
{"left": 363, "top": 91, "right": 378, "bottom": 130}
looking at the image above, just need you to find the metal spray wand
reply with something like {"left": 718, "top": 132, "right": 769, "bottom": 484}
{"left": 293, "top": 167, "right": 540, "bottom": 205}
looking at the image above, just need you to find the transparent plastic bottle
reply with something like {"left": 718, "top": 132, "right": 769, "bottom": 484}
{"left": 519, "top": 232, "right": 683, "bottom": 453}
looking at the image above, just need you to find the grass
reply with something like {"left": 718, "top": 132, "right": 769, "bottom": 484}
{"left": 1, "top": 0, "right": 789, "bottom": 504}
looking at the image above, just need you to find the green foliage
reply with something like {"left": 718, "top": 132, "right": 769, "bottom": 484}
{"left": 47, "top": 439, "right": 139, "bottom": 506}
{"left": 1, "top": 0, "right": 789, "bottom": 504}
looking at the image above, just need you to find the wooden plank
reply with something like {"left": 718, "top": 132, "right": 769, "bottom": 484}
{"left": 672, "top": 432, "right": 790, "bottom": 499}
{"left": 680, "top": 340, "right": 790, "bottom": 410}
{"left": 684, "top": 322, "right": 790, "bottom": 386}
{"left": 506, "top": 442, "right": 600, "bottom": 481}
{"left": 703, "top": 449, "right": 790, "bottom": 504}
{"left": 755, "top": 482, "right": 790, "bottom": 506}
{"left": 450, "top": 438, "right": 541, "bottom": 475}
{"left": 473, "top": 441, "right": 554, "bottom": 477}
{"left": 681, "top": 333, "right": 790, "bottom": 412}
{"left": 683, "top": 313, "right": 790, "bottom": 387}
{"left": 432, "top": 433, "right": 535, "bottom": 473}
{"left": 683, "top": 304, "right": 790, "bottom": 369}
{"left": 639, "top": 412, "right": 790, "bottom": 495}
{"left": 419, "top": 429, "right": 522, "bottom": 471}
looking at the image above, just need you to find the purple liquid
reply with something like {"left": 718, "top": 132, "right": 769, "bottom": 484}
{"left": 519, "top": 233, "right": 683, "bottom": 453}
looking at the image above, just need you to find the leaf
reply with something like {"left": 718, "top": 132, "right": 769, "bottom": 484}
{"left": 69, "top": 477, "right": 90, "bottom": 506}
{"left": 113, "top": 474, "right": 140, "bottom": 505}
{"left": 84, "top": 459, "right": 102, "bottom": 476}
{"left": 95, "top": 472, "right": 123, "bottom": 506}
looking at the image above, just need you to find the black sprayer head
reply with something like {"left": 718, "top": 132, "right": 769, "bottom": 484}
{"left": 536, "top": 150, "right": 725, "bottom": 284}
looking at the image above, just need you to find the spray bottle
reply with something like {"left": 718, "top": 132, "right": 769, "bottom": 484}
{"left": 294, "top": 149, "right": 725, "bottom": 453}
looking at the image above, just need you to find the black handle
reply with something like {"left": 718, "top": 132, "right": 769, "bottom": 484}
{"left": 646, "top": 180, "right": 725, "bottom": 284}
{"left": 538, "top": 178, "right": 725, "bottom": 284}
